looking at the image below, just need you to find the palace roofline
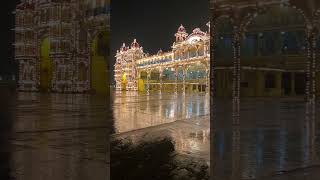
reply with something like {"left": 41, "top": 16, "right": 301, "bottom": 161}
{"left": 116, "top": 23, "right": 210, "bottom": 62}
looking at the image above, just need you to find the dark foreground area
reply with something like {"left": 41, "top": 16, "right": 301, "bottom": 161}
{"left": 0, "top": 89, "right": 111, "bottom": 180}
{"left": 111, "top": 137, "right": 209, "bottom": 180}
{"left": 0, "top": 88, "right": 14, "bottom": 179}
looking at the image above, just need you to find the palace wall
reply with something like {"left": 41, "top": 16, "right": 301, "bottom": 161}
{"left": 14, "top": 0, "right": 110, "bottom": 94}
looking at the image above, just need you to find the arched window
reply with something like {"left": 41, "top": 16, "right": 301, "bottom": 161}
{"left": 241, "top": 34, "right": 258, "bottom": 57}
{"left": 283, "top": 31, "right": 299, "bottom": 54}
{"left": 262, "top": 32, "right": 276, "bottom": 56}
{"left": 215, "top": 35, "right": 233, "bottom": 60}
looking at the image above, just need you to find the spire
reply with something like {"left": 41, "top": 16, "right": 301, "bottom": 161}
{"left": 175, "top": 24, "right": 188, "bottom": 43}
{"left": 178, "top": 24, "right": 186, "bottom": 32}
{"left": 131, "top": 39, "right": 140, "bottom": 48}
{"left": 120, "top": 43, "right": 128, "bottom": 52}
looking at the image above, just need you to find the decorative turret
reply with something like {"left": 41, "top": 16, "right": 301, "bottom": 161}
{"left": 120, "top": 43, "right": 128, "bottom": 52}
{"left": 131, "top": 39, "right": 140, "bottom": 49}
{"left": 175, "top": 24, "right": 188, "bottom": 42}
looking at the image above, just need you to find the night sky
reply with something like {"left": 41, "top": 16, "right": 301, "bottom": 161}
{"left": 0, "top": 1, "right": 19, "bottom": 76}
{"left": 110, "top": 0, "right": 209, "bottom": 61}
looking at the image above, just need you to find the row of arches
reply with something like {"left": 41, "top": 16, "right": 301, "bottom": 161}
{"left": 214, "top": 6, "right": 309, "bottom": 60}
{"left": 37, "top": 31, "right": 110, "bottom": 94}
{"left": 174, "top": 43, "right": 208, "bottom": 60}
{"left": 136, "top": 63, "right": 209, "bottom": 93}
{"left": 212, "top": 5, "right": 320, "bottom": 98}
{"left": 139, "top": 64, "right": 208, "bottom": 81}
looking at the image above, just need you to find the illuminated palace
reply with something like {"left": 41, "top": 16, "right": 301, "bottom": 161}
{"left": 210, "top": 0, "right": 320, "bottom": 98}
{"left": 14, "top": 0, "right": 110, "bottom": 94}
{"left": 115, "top": 24, "right": 210, "bottom": 93}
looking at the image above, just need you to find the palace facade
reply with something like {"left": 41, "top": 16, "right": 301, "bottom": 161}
{"left": 14, "top": 0, "right": 110, "bottom": 94}
{"left": 210, "top": 0, "right": 320, "bottom": 98}
{"left": 115, "top": 0, "right": 320, "bottom": 97}
{"left": 115, "top": 24, "right": 210, "bottom": 93}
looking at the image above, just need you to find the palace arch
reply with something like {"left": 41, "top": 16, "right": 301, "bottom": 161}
{"left": 213, "top": 5, "right": 311, "bottom": 98}
{"left": 241, "top": 5, "right": 307, "bottom": 97}
{"left": 138, "top": 71, "right": 148, "bottom": 92}
{"left": 186, "top": 63, "right": 208, "bottom": 92}
{"left": 91, "top": 31, "right": 110, "bottom": 95}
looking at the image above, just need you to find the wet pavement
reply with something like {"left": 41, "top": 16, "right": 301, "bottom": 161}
{"left": 1, "top": 89, "right": 320, "bottom": 180}
{"left": 112, "top": 92, "right": 320, "bottom": 180}
{"left": 0, "top": 91, "right": 111, "bottom": 180}
{"left": 213, "top": 98, "right": 320, "bottom": 180}
{"left": 112, "top": 92, "right": 210, "bottom": 161}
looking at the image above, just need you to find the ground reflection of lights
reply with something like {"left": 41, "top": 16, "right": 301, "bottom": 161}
{"left": 112, "top": 92, "right": 210, "bottom": 161}
{"left": 113, "top": 92, "right": 209, "bottom": 133}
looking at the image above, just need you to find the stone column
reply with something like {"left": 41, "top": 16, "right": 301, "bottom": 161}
{"left": 231, "top": 29, "right": 241, "bottom": 176}
{"left": 233, "top": 29, "right": 241, "bottom": 123}
{"left": 209, "top": 7, "right": 216, "bottom": 180}
{"left": 210, "top": 15, "right": 216, "bottom": 118}
{"left": 306, "top": 28, "right": 317, "bottom": 102}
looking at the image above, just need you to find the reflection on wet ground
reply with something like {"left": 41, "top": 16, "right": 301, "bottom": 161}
{"left": 112, "top": 92, "right": 210, "bottom": 161}
{"left": 113, "top": 91, "right": 209, "bottom": 133}
{"left": 1, "top": 92, "right": 111, "bottom": 180}
{"left": 1, "top": 90, "right": 319, "bottom": 179}
{"left": 213, "top": 98, "right": 320, "bottom": 180}
{"left": 112, "top": 92, "right": 320, "bottom": 179}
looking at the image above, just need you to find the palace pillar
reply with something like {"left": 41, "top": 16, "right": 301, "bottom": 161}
{"left": 306, "top": 28, "right": 317, "bottom": 102}
{"left": 233, "top": 30, "right": 241, "bottom": 101}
